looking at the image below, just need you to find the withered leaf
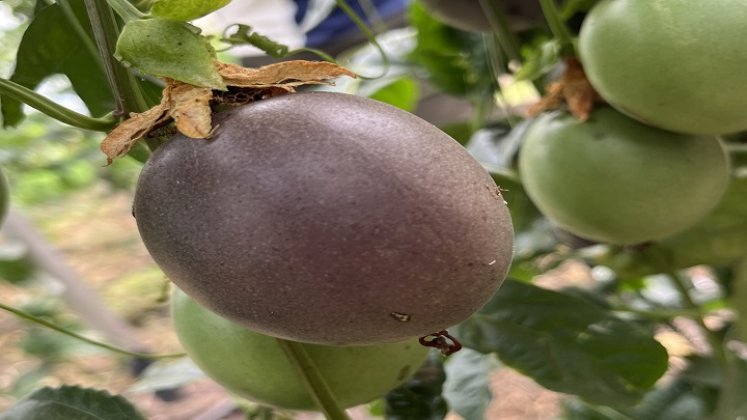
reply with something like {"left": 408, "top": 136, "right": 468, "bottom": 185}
{"left": 166, "top": 80, "right": 213, "bottom": 138}
{"left": 216, "top": 60, "right": 357, "bottom": 88}
{"left": 100, "top": 101, "right": 170, "bottom": 164}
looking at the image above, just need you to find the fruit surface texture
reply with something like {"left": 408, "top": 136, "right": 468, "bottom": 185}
{"left": 519, "top": 107, "right": 729, "bottom": 245}
{"left": 134, "top": 92, "right": 514, "bottom": 345}
{"left": 579, "top": 0, "right": 747, "bottom": 135}
{"left": 171, "top": 289, "right": 428, "bottom": 410}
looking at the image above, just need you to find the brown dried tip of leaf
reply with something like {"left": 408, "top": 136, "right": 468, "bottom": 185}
{"left": 100, "top": 101, "right": 170, "bottom": 165}
{"left": 216, "top": 60, "right": 357, "bottom": 89}
{"left": 528, "top": 57, "right": 604, "bottom": 121}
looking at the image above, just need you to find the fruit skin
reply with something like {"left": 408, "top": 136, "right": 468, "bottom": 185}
{"left": 171, "top": 288, "right": 429, "bottom": 411}
{"left": 419, "top": 0, "right": 542, "bottom": 32}
{"left": 134, "top": 92, "right": 513, "bottom": 345}
{"left": 518, "top": 107, "right": 730, "bottom": 245}
{"left": 579, "top": 0, "right": 747, "bottom": 135}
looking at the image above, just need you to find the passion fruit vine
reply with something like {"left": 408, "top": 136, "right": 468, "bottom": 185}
{"left": 134, "top": 92, "right": 514, "bottom": 345}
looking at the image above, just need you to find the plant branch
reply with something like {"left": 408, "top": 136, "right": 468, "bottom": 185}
{"left": 84, "top": 0, "right": 148, "bottom": 116}
{"left": 0, "top": 302, "right": 184, "bottom": 359}
{"left": 276, "top": 338, "right": 351, "bottom": 420}
{"left": 0, "top": 78, "right": 116, "bottom": 131}
{"left": 539, "top": 0, "right": 576, "bottom": 56}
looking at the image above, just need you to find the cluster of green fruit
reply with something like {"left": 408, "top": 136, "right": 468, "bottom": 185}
{"left": 521, "top": 0, "right": 743, "bottom": 246}
{"left": 134, "top": 92, "right": 514, "bottom": 409}
{"left": 423, "top": 0, "right": 743, "bottom": 248}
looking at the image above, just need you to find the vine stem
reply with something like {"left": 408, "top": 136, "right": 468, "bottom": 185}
{"left": 665, "top": 272, "right": 734, "bottom": 418}
{"left": 84, "top": 0, "right": 148, "bottom": 116}
{"left": 539, "top": 0, "right": 576, "bottom": 56}
{"left": 276, "top": 338, "right": 351, "bottom": 420}
{"left": 335, "top": 0, "right": 390, "bottom": 79}
{"left": 0, "top": 78, "right": 116, "bottom": 131}
{"left": 0, "top": 302, "right": 184, "bottom": 360}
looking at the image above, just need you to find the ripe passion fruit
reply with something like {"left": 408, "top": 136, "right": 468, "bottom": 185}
{"left": 518, "top": 107, "right": 730, "bottom": 245}
{"left": 134, "top": 92, "right": 514, "bottom": 345}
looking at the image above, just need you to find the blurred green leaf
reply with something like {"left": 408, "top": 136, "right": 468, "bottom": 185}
{"left": 385, "top": 352, "right": 448, "bottom": 420}
{"left": 455, "top": 279, "right": 669, "bottom": 407}
{"left": 443, "top": 349, "right": 495, "bottom": 420}
{"left": 0, "top": 385, "right": 146, "bottom": 420}
{"left": 408, "top": 3, "right": 495, "bottom": 97}
{"left": 1, "top": 0, "right": 114, "bottom": 127}
{"left": 367, "top": 76, "right": 420, "bottom": 112}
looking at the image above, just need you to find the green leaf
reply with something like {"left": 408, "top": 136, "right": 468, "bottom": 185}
{"left": 657, "top": 174, "right": 747, "bottom": 268}
{"left": 455, "top": 279, "right": 669, "bottom": 407}
{"left": 367, "top": 76, "right": 420, "bottom": 112}
{"left": 408, "top": 3, "right": 495, "bottom": 97}
{"left": 515, "top": 39, "right": 562, "bottom": 81}
{"left": 115, "top": 18, "right": 225, "bottom": 89}
{"left": 443, "top": 349, "right": 495, "bottom": 420}
{"left": 0, "top": 385, "right": 146, "bottom": 420}
{"left": 1, "top": 0, "right": 114, "bottom": 127}
{"left": 385, "top": 352, "right": 448, "bottom": 420}
{"left": 150, "top": 0, "right": 232, "bottom": 21}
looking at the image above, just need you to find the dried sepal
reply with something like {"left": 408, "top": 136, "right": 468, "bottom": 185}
{"left": 165, "top": 80, "right": 214, "bottom": 139}
{"left": 528, "top": 57, "right": 604, "bottom": 120}
{"left": 100, "top": 101, "right": 170, "bottom": 164}
{"left": 100, "top": 60, "right": 356, "bottom": 163}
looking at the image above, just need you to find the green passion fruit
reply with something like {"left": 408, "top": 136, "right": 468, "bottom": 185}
{"left": 171, "top": 288, "right": 428, "bottom": 411}
{"left": 518, "top": 107, "right": 730, "bottom": 246}
{"left": 134, "top": 92, "right": 514, "bottom": 345}
{"left": 579, "top": 0, "right": 747, "bottom": 135}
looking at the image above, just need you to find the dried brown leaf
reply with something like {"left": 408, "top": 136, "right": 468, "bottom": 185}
{"left": 528, "top": 57, "right": 604, "bottom": 120}
{"left": 100, "top": 102, "right": 170, "bottom": 164}
{"left": 216, "top": 60, "right": 356, "bottom": 88}
{"left": 166, "top": 81, "right": 214, "bottom": 138}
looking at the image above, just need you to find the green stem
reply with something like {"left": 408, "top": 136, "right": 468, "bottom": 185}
{"left": 0, "top": 78, "right": 116, "bottom": 131}
{"left": 666, "top": 272, "right": 727, "bottom": 364}
{"left": 84, "top": 0, "right": 149, "bottom": 116}
{"left": 335, "top": 0, "right": 390, "bottom": 79}
{"left": 102, "top": 0, "right": 144, "bottom": 22}
{"left": 276, "top": 338, "right": 351, "bottom": 420}
{"left": 539, "top": 0, "right": 576, "bottom": 56}
{"left": 478, "top": 0, "right": 521, "bottom": 62}
{"left": 0, "top": 302, "right": 184, "bottom": 359}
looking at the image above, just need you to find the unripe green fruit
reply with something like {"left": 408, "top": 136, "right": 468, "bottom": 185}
{"left": 171, "top": 288, "right": 429, "bottom": 411}
{"left": 519, "top": 107, "right": 730, "bottom": 245}
{"left": 579, "top": 0, "right": 747, "bottom": 135}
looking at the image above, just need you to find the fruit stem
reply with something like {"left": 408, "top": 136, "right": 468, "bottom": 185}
{"left": 538, "top": 0, "right": 576, "bottom": 56}
{"left": 0, "top": 301, "right": 185, "bottom": 359}
{"left": 0, "top": 78, "right": 117, "bottom": 131}
{"left": 276, "top": 338, "right": 351, "bottom": 420}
